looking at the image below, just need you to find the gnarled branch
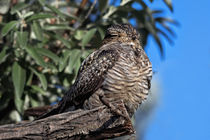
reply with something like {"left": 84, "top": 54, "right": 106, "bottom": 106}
{"left": 0, "top": 101, "right": 135, "bottom": 140}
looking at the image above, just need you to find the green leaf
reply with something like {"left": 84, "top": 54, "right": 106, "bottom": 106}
{"left": 0, "top": 46, "right": 9, "bottom": 64}
{"left": 35, "top": 48, "right": 59, "bottom": 64}
{"left": 26, "top": 72, "right": 34, "bottom": 86}
{"left": 157, "top": 28, "right": 173, "bottom": 44}
{"left": 44, "top": 24, "right": 74, "bottom": 31}
{"left": 67, "top": 49, "right": 81, "bottom": 73}
{"left": 30, "top": 67, "right": 48, "bottom": 90}
{"left": 155, "top": 17, "right": 179, "bottom": 25}
{"left": 59, "top": 50, "right": 71, "bottom": 72}
{"left": 12, "top": 62, "right": 26, "bottom": 112}
{"left": 1, "top": 20, "right": 18, "bottom": 37}
{"left": 22, "top": 11, "right": 34, "bottom": 19}
{"left": 26, "top": 13, "right": 54, "bottom": 22}
{"left": 81, "top": 28, "right": 97, "bottom": 47}
{"left": 32, "top": 22, "right": 43, "bottom": 41}
{"left": 17, "top": 31, "right": 28, "bottom": 48}
{"left": 46, "top": 5, "right": 66, "bottom": 19}
{"left": 103, "top": 6, "right": 117, "bottom": 19}
{"left": 31, "top": 85, "right": 46, "bottom": 95}
{"left": 38, "top": 0, "right": 46, "bottom": 6}
{"left": 46, "top": 5, "right": 78, "bottom": 20}
{"left": 152, "top": 10, "right": 164, "bottom": 14}
{"left": 54, "top": 34, "right": 71, "bottom": 48}
{"left": 81, "top": 49, "right": 93, "bottom": 59}
{"left": 163, "top": 0, "right": 173, "bottom": 12}
{"left": 25, "top": 46, "right": 47, "bottom": 67}
{"left": 98, "top": 27, "right": 105, "bottom": 40}
{"left": 29, "top": 94, "right": 40, "bottom": 107}
{"left": 14, "top": 97, "right": 24, "bottom": 113}
{"left": 72, "top": 56, "right": 81, "bottom": 74}
{"left": 98, "top": 0, "right": 109, "bottom": 14}
{"left": 45, "top": 63, "right": 57, "bottom": 72}
{"left": 10, "top": 2, "right": 28, "bottom": 14}
{"left": 161, "top": 23, "right": 176, "bottom": 37}
{"left": 74, "top": 30, "right": 84, "bottom": 40}
{"left": 120, "top": 0, "right": 131, "bottom": 6}
{"left": 12, "top": 62, "right": 26, "bottom": 98}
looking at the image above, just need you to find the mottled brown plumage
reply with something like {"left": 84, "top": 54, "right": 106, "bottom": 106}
{"left": 39, "top": 24, "right": 152, "bottom": 119}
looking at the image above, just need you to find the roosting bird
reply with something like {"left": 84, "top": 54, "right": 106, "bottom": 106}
{"left": 25, "top": 23, "right": 152, "bottom": 120}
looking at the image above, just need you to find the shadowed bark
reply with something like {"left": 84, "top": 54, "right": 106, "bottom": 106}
{"left": 0, "top": 101, "right": 135, "bottom": 140}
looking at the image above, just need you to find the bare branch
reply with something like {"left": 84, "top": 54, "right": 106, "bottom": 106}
{"left": 75, "top": 0, "right": 97, "bottom": 29}
{"left": 0, "top": 101, "right": 135, "bottom": 140}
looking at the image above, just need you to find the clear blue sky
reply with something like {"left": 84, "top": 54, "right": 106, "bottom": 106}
{"left": 143, "top": 0, "right": 210, "bottom": 140}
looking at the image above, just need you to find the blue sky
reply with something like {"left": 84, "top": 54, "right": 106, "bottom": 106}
{"left": 143, "top": 0, "right": 210, "bottom": 140}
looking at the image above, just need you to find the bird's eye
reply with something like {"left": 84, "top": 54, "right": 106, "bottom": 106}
{"left": 105, "top": 34, "right": 118, "bottom": 38}
{"left": 132, "top": 36, "right": 136, "bottom": 40}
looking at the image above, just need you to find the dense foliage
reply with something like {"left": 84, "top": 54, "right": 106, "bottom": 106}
{"left": 0, "top": 0, "right": 176, "bottom": 123}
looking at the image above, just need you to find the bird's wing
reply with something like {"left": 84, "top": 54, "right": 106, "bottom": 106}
{"left": 38, "top": 43, "right": 120, "bottom": 119}
{"left": 68, "top": 48, "right": 119, "bottom": 105}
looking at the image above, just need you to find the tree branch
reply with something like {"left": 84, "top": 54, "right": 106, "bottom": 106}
{"left": 0, "top": 101, "right": 135, "bottom": 140}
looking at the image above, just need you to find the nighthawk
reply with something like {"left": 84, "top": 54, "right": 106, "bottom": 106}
{"left": 37, "top": 23, "right": 152, "bottom": 119}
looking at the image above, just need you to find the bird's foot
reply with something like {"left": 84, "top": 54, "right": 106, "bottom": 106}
{"left": 99, "top": 95, "right": 130, "bottom": 121}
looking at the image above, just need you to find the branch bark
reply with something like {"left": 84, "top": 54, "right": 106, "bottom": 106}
{"left": 0, "top": 101, "right": 135, "bottom": 140}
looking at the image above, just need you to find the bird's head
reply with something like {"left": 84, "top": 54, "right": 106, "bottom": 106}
{"left": 103, "top": 23, "right": 140, "bottom": 45}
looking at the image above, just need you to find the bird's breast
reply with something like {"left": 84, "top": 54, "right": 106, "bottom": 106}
{"left": 101, "top": 50, "right": 152, "bottom": 116}
{"left": 83, "top": 45, "right": 152, "bottom": 117}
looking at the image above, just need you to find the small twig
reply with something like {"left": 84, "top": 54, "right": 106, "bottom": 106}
{"left": 84, "top": 0, "right": 97, "bottom": 22}
{"left": 75, "top": 0, "right": 97, "bottom": 29}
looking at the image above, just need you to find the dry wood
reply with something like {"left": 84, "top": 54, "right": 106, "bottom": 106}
{"left": 0, "top": 101, "right": 135, "bottom": 140}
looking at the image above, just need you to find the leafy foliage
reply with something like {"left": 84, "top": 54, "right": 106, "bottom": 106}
{"left": 0, "top": 0, "right": 176, "bottom": 123}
